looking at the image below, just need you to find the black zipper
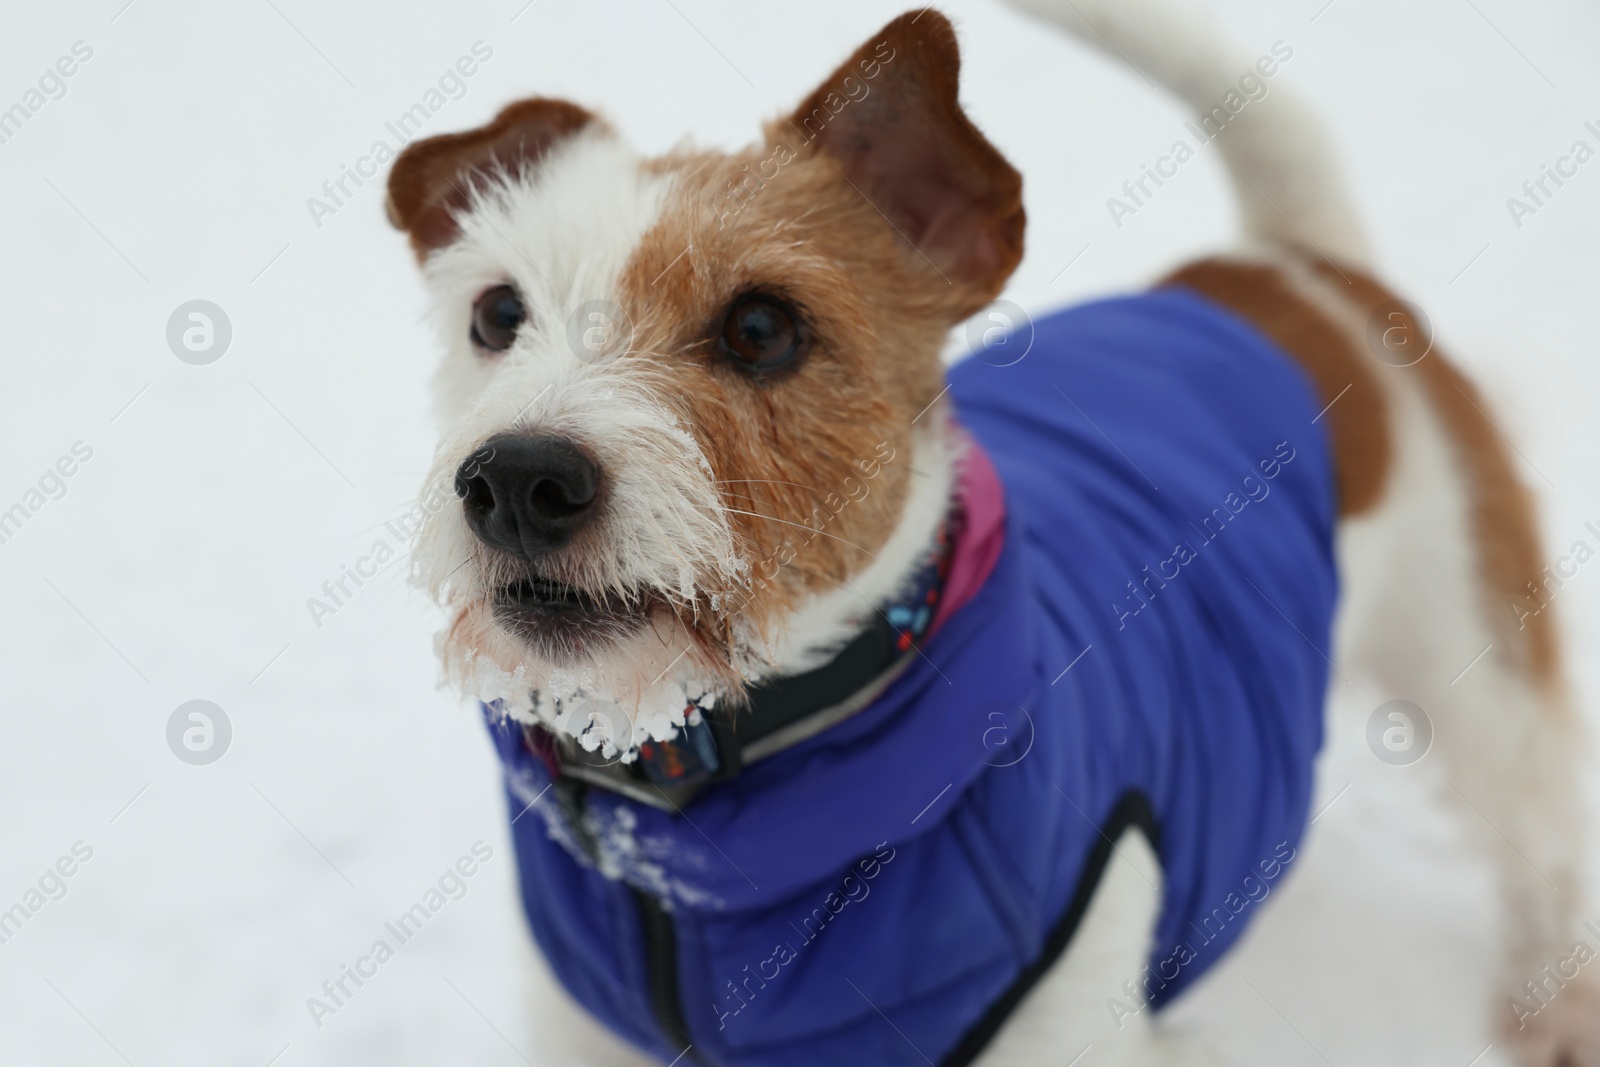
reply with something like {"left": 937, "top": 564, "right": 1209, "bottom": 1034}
{"left": 631, "top": 887, "right": 698, "bottom": 1062}
{"left": 554, "top": 774, "right": 699, "bottom": 1063}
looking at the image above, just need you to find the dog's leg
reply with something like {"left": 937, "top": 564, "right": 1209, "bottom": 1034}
{"left": 1311, "top": 271, "right": 1600, "bottom": 1067}
{"left": 973, "top": 830, "right": 1207, "bottom": 1067}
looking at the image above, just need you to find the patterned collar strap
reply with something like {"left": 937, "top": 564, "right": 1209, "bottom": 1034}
{"left": 530, "top": 524, "right": 953, "bottom": 811}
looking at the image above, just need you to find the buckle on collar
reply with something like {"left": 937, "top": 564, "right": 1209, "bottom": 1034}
{"left": 637, "top": 714, "right": 722, "bottom": 785}
{"left": 531, "top": 711, "right": 733, "bottom": 813}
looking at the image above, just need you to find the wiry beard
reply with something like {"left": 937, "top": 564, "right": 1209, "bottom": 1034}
{"left": 432, "top": 589, "right": 753, "bottom": 761}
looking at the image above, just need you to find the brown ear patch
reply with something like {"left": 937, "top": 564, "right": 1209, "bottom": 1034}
{"left": 386, "top": 97, "right": 597, "bottom": 257}
{"left": 781, "top": 10, "right": 1024, "bottom": 312}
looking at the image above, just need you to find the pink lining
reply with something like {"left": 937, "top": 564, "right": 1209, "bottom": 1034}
{"left": 928, "top": 433, "right": 1007, "bottom": 638}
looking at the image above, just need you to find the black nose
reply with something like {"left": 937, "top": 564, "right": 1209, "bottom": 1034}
{"left": 455, "top": 434, "right": 601, "bottom": 560}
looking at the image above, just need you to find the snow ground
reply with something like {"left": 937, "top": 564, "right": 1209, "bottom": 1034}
{"left": 1, "top": 0, "right": 1598, "bottom": 1064}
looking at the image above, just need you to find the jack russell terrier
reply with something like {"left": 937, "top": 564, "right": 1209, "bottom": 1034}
{"left": 383, "top": 2, "right": 1599, "bottom": 1064}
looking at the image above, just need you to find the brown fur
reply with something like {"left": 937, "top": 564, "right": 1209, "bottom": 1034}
{"left": 613, "top": 153, "right": 935, "bottom": 648}
{"left": 1162, "top": 256, "right": 1393, "bottom": 517}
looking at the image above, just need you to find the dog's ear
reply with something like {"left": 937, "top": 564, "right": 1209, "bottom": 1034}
{"left": 784, "top": 11, "right": 1024, "bottom": 310}
{"left": 386, "top": 98, "right": 596, "bottom": 257}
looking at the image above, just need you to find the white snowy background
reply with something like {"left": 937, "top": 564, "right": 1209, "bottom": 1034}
{"left": 2, "top": 0, "right": 1598, "bottom": 1064}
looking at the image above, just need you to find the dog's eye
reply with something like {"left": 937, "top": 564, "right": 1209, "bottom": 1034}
{"left": 717, "top": 293, "right": 803, "bottom": 375}
{"left": 471, "top": 285, "right": 526, "bottom": 352}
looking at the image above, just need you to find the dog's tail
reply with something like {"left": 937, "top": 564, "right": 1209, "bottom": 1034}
{"left": 1002, "top": 0, "right": 1368, "bottom": 266}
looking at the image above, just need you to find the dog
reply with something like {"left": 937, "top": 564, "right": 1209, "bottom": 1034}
{"left": 383, "top": 2, "right": 1600, "bottom": 1064}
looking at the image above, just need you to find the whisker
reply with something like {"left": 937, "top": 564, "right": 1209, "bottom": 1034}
{"left": 715, "top": 479, "right": 821, "bottom": 493}
{"left": 719, "top": 489, "right": 788, "bottom": 513}
{"left": 673, "top": 498, "right": 799, "bottom": 560}
{"left": 717, "top": 507, "right": 875, "bottom": 558}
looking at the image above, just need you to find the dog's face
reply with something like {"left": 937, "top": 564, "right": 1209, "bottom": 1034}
{"left": 386, "top": 12, "right": 1023, "bottom": 746}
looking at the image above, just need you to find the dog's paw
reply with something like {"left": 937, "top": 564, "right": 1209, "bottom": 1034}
{"left": 1500, "top": 970, "right": 1600, "bottom": 1067}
